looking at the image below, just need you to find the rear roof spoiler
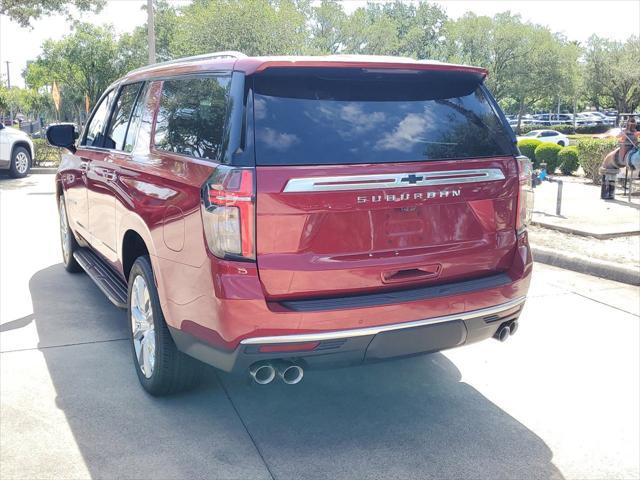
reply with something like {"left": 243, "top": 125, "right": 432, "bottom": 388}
{"left": 236, "top": 57, "right": 488, "bottom": 78}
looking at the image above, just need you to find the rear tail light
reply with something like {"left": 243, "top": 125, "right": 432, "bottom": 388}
{"left": 201, "top": 166, "right": 255, "bottom": 260}
{"left": 516, "top": 155, "right": 534, "bottom": 234}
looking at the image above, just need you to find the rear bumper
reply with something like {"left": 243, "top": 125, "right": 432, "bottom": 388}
{"left": 164, "top": 231, "right": 533, "bottom": 373}
{"left": 170, "top": 295, "right": 526, "bottom": 373}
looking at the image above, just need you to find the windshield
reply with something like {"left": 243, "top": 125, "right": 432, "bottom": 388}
{"left": 253, "top": 68, "right": 515, "bottom": 166}
{"left": 523, "top": 131, "right": 540, "bottom": 137}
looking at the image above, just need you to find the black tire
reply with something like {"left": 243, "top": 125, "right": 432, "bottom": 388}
{"left": 9, "top": 146, "right": 31, "bottom": 178}
{"left": 558, "top": 141, "right": 566, "bottom": 147}
{"left": 58, "top": 196, "right": 82, "bottom": 273}
{"left": 128, "top": 255, "right": 203, "bottom": 396}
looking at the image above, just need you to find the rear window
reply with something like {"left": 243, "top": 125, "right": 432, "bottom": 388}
{"left": 253, "top": 68, "right": 514, "bottom": 166}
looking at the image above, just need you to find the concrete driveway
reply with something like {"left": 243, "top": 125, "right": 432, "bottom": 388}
{"left": 1, "top": 174, "right": 638, "bottom": 480}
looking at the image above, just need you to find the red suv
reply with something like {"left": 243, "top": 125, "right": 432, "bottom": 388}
{"left": 47, "top": 52, "right": 533, "bottom": 395}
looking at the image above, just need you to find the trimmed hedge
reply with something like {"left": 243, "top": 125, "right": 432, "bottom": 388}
{"left": 558, "top": 146, "right": 579, "bottom": 175}
{"left": 534, "top": 143, "right": 562, "bottom": 173}
{"left": 517, "top": 138, "right": 542, "bottom": 164}
{"left": 576, "top": 138, "right": 618, "bottom": 183}
{"left": 32, "top": 138, "right": 62, "bottom": 166}
{"left": 516, "top": 123, "right": 610, "bottom": 135}
{"left": 517, "top": 124, "right": 550, "bottom": 134}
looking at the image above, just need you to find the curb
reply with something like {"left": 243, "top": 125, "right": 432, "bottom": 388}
{"left": 532, "top": 246, "right": 640, "bottom": 286}
{"left": 30, "top": 168, "right": 57, "bottom": 174}
{"left": 531, "top": 221, "right": 640, "bottom": 240}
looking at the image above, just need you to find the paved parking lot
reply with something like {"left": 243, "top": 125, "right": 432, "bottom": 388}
{"left": 1, "top": 174, "right": 639, "bottom": 480}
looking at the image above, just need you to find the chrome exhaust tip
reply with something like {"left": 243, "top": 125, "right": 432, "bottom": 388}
{"left": 494, "top": 323, "right": 511, "bottom": 342}
{"left": 249, "top": 363, "right": 276, "bottom": 385}
{"left": 276, "top": 362, "right": 304, "bottom": 385}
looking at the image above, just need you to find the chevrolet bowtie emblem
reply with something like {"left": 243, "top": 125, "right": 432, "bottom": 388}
{"left": 400, "top": 174, "right": 424, "bottom": 184}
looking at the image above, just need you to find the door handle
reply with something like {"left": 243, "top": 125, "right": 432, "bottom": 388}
{"left": 102, "top": 171, "right": 117, "bottom": 182}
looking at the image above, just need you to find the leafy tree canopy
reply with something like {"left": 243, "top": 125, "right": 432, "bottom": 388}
{"left": 0, "top": 0, "right": 105, "bottom": 27}
{"left": 13, "top": 0, "right": 640, "bottom": 128}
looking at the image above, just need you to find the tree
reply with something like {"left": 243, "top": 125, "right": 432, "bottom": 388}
{"left": 447, "top": 12, "right": 577, "bottom": 130}
{"left": 341, "top": 1, "right": 447, "bottom": 59}
{"left": 310, "top": 0, "right": 348, "bottom": 54}
{"left": 447, "top": 12, "right": 542, "bottom": 103}
{"left": 1, "top": 0, "right": 105, "bottom": 28}
{"left": 24, "top": 23, "right": 130, "bottom": 123}
{"left": 584, "top": 35, "right": 640, "bottom": 113}
{"left": 0, "top": 84, "right": 53, "bottom": 122}
{"left": 169, "top": 0, "right": 310, "bottom": 57}
{"left": 118, "top": 0, "right": 179, "bottom": 66}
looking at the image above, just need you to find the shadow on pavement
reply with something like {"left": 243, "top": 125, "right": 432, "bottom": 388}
{"left": 605, "top": 198, "right": 640, "bottom": 210}
{"left": 219, "top": 358, "right": 565, "bottom": 480}
{"left": 0, "top": 314, "right": 33, "bottom": 332}
{"left": 0, "top": 175, "right": 40, "bottom": 190}
{"left": 28, "top": 263, "right": 564, "bottom": 480}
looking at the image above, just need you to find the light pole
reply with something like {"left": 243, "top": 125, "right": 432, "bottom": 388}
{"left": 147, "top": 0, "right": 156, "bottom": 65}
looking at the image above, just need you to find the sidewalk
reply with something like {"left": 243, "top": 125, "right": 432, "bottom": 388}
{"left": 532, "top": 179, "right": 639, "bottom": 238}
{"left": 528, "top": 178, "right": 640, "bottom": 285}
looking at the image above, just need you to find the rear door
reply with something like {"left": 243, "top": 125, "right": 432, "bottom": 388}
{"left": 87, "top": 82, "right": 144, "bottom": 262}
{"left": 251, "top": 68, "right": 520, "bottom": 299}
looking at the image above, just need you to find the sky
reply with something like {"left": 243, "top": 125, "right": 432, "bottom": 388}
{"left": 1, "top": 0, "right": 639, "bottom": 88}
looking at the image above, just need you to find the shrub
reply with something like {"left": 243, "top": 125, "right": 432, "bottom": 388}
{"left": 517, "top": 123, "right": 609, "bottom": 135}
{"left": 517, "top": 139, "right": 542, "bottom": 164}
{"left": 534, "top": 143, "right": 563, "bottom": 173}
{"left": 576, "top": 138, "right": 618, "bottom": 183}
{"left": 517, "top": 124, "right": 549, "bottom": 134}
{"left": 551, "top": 124, "right": 575, "bottom": 134}
{"left": 557, "top": 146, "right": 579, "bottom": 175}
{"left": 32, "top": 138, "right": 61, "bottom": 166}
{"left": 575, "top": 124, "right": 610, "bottom": 134}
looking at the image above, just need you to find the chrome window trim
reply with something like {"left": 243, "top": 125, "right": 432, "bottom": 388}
{"left": 240, "top": 296, "right": 526, "bottom": 345}
{"left": 283, "top": 168, "right": 505, "bottom": 192}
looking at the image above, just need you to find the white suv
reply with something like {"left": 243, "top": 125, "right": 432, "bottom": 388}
{"left": 0, "top": 123, "right": 34, "bottom": 177}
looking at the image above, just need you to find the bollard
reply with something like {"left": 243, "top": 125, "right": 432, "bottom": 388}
{"left": 555, "top": 180, "right": 563, "bottom": 216}
{"left": 600, "top": 168, "right": 618, "bottom": 200}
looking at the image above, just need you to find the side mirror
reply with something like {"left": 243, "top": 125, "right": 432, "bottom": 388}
{"left": 46, "top": 123, "right": 78, "bottom": 152}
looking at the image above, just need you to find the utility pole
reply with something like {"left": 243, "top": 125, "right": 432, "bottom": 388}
{"left": 147, "top": 0, "right": 156, "bottom": 65}
{"left": 4, "top": 61, "right": 11, "bottom": 88}
{"left": 5, "top": 61, "right": 12, "bottom": 125}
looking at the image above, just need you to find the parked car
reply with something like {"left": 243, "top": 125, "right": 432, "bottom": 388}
{"left": 532, "top": 113, "right": 574, "bottom": 126}
{"left": 0, "top": 123, "right": 34, "bottom": 177}
{"left": 517, "top": 129, "right": 570, "bottom": 146}
{"left": 47, "top": 52, "right": 533, "bottom": 395}
{"left": 532, "top": 114, "right": 551, "bottom": 126}
{"left": 583, "top": 111, "right": 614, "bottom": 126}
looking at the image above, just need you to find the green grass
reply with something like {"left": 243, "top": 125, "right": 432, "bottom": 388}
{"left": 567, "top": 134, "right": 596, "bottom": 140}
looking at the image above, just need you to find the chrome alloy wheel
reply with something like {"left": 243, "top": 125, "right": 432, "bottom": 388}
{"left": 59, "top": 200, "right": 70, "bottom": 263}
{"left": 15, "top": 151, "right": 29, "bottom": 174}
{"left": 131, "top": 275, "right": 156, "bottom": 378}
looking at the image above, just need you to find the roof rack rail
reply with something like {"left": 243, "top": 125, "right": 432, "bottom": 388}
{"left": 127, "top": 51, "right": 247, "bottom": 75}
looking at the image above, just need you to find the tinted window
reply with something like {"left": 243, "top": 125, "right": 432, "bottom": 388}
{"left": 154, "top": 76, "right": 231, "bottom": 160}
{"left": 124, "top": 83, "right": 150, "bottom": 153}
{"left": 253, "top": 68, "right": 514, "bottom": 166}
{"left": 83, "top": 90, "right": 116, "bottom": 147}
{"left": 105, "top": 83, "right": 143, "bottom": 150}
